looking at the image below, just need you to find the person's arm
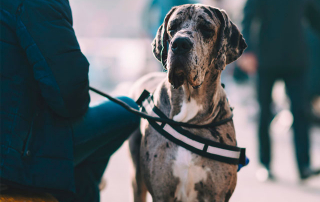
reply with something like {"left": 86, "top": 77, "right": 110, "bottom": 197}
{"left": 241, "top": 0, "right": 261, "bottom": 52}
{"left": 305, "top": 0, "right": 320, "bottom": 36}
{"left": 238, "top": 0, "right": 261, "bottom": 74}
{"left": 18, "top": 0, "right": 90, "bottom": 118}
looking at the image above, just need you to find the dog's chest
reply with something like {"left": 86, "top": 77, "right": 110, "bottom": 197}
{"left": 140, "top": 86, "right": 226, "bottom": 201}
{"left": 142, "top": 122, "right": 212, "bottom": 201}
{"left": 172, "top": 147, "right": 211, "bottom": 202}
{"left": 172, "top": 97, "right": 203, "bottom": 122}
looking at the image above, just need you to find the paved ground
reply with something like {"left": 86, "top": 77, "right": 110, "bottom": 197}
{"left": 92, "top": 79, "right": 320, "bottom": 202}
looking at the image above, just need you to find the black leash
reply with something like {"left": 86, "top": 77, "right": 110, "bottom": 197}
{"left": 89, "top": 86, "right": 233, "bottom": 129}
{"left": 89, "top": 86, "right": 249, "bottom": 167}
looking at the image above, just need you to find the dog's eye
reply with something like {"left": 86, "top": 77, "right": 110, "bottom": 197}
{"left": 168, "top": 25, "right": 178, "bottom": 36}
{"left": 199, "top": 25, "right": 214, "bottom": 38}
{"left": 168, "top": 29, "right": 176, "bottom": 35}
{"left": 168, "top": 25, "right": 177, "bottom": 31}
{"left": 168, "top": 30, "right": 176, "bottom": 37}
{"left": 168, "top": 23, "right": 178, "bottom": 35}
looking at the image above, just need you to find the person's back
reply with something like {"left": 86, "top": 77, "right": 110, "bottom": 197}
{"left": 241, "top": 0, "right": 320, "bottom": 181}
{"left": 1, "top": 1, "right": 139, "bottom": 201}
{"left": 1, "top": 0, "right": 90, "bottom": 195}
{"left": 242, "top": 0, "right": 309, "bottom": 71}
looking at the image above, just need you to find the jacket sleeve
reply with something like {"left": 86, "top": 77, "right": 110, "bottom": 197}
{"left": 241, "top": 0, "right": 262, "bottom": 52}
{"left": 17, "top": 0, "right": 90, "bottom": 118}
{"left": 305, "top": 0, "right": 320, "bottom": 36}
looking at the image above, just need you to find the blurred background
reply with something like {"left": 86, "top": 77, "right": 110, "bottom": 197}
{"left": 69, "top": 0, "right": 320, "bottom": 201}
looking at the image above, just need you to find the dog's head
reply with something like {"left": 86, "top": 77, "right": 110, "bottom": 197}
{"left": 152, "top": 4, "right": 247, "bottom": 89}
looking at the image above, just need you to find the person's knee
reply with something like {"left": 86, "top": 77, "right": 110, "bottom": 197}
{"left": 117, "top": 96, "right": 139, "bottom": 110}
{"left": 116, "top": 96, "right": 140, "bottom": 127}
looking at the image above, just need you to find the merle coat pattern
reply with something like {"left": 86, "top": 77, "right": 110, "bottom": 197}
{"left": 129, "top": 4, "right": 246, "bottom": 202}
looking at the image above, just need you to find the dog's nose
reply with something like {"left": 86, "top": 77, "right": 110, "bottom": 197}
{"left": 171, "top": 37, "right": 193, "bottom": 54}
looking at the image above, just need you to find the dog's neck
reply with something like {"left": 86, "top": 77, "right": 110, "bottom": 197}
{"left": 167, "top": 70, "right": 231, "bottom": 125}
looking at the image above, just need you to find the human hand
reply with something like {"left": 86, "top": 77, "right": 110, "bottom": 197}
{"left": 237, "top": 52, "right": 258, "bottom": 75}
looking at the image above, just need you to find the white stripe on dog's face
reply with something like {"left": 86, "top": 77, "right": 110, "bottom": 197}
{"left": 172, "top": 147, "right": 211, "bottom": 202}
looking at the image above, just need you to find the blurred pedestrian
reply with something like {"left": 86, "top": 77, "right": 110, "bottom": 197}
{"left": 238, "top": 0, "right": 320, "bottom": 180}
{"left": 0, "top": 0, "right": 139, "bottom": 202}
{"left": 306, "top": 4, "right": 320, "bottom": 124}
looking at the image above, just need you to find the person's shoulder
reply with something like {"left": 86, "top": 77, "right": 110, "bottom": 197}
{"left": 24, "top": 0, "right": 71, "bottom": 13}
{"left": 1, "top": 0, "right": 24, "bottom": 14}
{"left": 21, "top": 0, "right": 72, "bottom": 25}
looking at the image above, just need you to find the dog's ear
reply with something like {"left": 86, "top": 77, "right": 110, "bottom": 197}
{"left": 209, "top": 7, "right": 247, "bottom": 70}
{"left": 152, "top": 7, "right": 177, "bottom": 69}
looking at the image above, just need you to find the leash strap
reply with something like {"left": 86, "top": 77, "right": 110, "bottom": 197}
{"left": 90, "top": 86, "right": 230, "bottom": 129}
{"left": 138, "top": 90, "right": 247, "bottom": 165}
{"left": 89, "top": 86, "right": 248, "bottom": 169}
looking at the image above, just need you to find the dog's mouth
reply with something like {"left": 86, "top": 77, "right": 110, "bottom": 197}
{"left": 191, "top": 81, "right": 203, "bottom": 89}
{"left": 168, "top": 53, "right": 204, "bottom": 89}
{"left": 168, "top": 65, "right": 203, "bottom": 90}
{"left": 169, "top": 75, "right": 203, "bottom": 89}
{"left": 168, "top": 55, "right": 205, "bottom": 89}
{"left": 168, "top": 66, "right": 185, "bottom": 89}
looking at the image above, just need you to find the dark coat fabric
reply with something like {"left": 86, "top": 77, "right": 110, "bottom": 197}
{"left": 242, "top": 0, "right": 320, "bottom": 72}
{"left": 1, "top": 0, "right": 90, "bottom": 196}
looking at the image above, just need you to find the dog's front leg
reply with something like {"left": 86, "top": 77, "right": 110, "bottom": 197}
{"left": 129, "top": 129, "right": 148, "bottom": 202}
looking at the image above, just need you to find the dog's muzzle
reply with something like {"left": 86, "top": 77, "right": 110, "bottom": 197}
{"left": 168, "top": 37, "right": 194, "bottom": 89}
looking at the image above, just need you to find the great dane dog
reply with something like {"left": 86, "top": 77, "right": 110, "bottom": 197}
{"left": 129, "top": 4, "right": 247, "bottom": 202}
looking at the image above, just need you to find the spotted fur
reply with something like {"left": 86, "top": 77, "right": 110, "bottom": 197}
{"left": 129, "top": 4, "right": 246, "bottom": 202}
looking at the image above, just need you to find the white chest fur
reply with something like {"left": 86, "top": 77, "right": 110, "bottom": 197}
{"left": 173, "top": 97, "right": 203, "bottom": 123}
{"left": 172, "top": 147, "right": 211, "bottom": 202}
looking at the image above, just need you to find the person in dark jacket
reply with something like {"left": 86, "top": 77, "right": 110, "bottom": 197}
{"left": 306, "top": 8, "right": 320, "bottom": 124}
{"left": 238, "top": 0, "right": 320, "bottom": 180}
{"left": 0, "top": 0, "right": 140, "bottom": 201}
